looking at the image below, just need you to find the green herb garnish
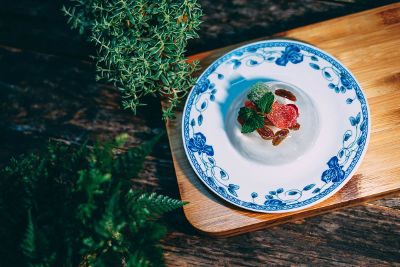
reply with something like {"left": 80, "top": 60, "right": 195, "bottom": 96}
{"left": 238, "top": 107, "right": 264, "bottom": 133}
{"left": 257, "top": 91, "right": 274, "bottom": 113}
{"left": 247, "top": 82, "right": 274, "bottom": 113}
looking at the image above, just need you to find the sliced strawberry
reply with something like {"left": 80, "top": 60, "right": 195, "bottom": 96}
{"left": 244, "top": 100, "right": 257, "bottom": 111}
{"left": 266, "top": 101, "right": 298, "bottom": 129}
{"left": 287, "top": 104, "right": 299, "bottom": 117}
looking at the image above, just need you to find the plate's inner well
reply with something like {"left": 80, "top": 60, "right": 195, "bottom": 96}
{"left": 182, "top": 40, "right": 369, "bottom": 212}
{"left": 226, "top": 81, "right": 320, "bottom": 165}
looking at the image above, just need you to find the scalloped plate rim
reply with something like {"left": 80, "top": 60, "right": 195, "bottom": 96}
{"left": 181, "top": 38, "right": 371, "bottom": 213}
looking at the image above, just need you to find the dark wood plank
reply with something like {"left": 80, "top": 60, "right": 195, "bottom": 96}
{"left": 0, "top": 45, "right": 163, "bottom": 185}
{"left": 162, "top": 203, "right": 400, "bottom": 266}
{"left": 1, "top": 2, "right": 400, "bottom": 265}
{"left": 0, "top": 45, "right": 162, "bottom": 143}
{"left": 0, "top": 44, "right": 400, "bottom": 266}
{"left": 0, "top": 0, "right": 397, "bottom": 58}
{"left": 0, "top": 38, "right": 399, "bottom": 267}
{"left": 0, "top": 0, "right": 92, "bottom": 59}
{"left": 371, "top": 195, "right": 400, "bottom": 210}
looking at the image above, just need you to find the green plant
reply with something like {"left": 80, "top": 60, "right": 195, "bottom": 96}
{"left": 62, "top": 0, "right": 202, "bottom": 119}
{"left": 0, "top": 133, "right": 185, "bottom": 267}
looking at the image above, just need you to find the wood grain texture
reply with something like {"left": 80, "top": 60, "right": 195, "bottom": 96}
{"left": 162, "top": 202, "right": 400, "bottom": 266}
{"left": 0, "top": 1, "right": 399, "bottom": 265}
{"left": 1, "top": 45, "right": 397, "bottom": 264}
{"left": 166, "top": 3, "right": 400, "bottom": 237}
{"left": 0, "top": 0, "right": 396, "bottom": 58}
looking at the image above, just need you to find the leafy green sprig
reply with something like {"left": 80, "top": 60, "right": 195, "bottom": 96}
{"left": 0, "top": 133, "right": 185, "bottom": 267}
{"left": 62, "top": 0, "right": 203, "bottom": 119}
{"left": 238, "top": 107, "right": 264, "bottom": 133}
{"left": 238, "top": 83, "right": 274, "bottom": 133}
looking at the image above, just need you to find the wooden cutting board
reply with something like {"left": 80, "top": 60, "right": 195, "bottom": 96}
{"left": 165, "top": 3, "right": 400, "bottom": 237}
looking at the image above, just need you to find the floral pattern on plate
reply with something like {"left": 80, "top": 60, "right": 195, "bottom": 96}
{"left": 182, "top": 40, "right": 369, "bottom": 212}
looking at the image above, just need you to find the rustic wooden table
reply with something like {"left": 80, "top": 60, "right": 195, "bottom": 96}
{"left": 0, "top": 0, "right": 399, "bottom": 265}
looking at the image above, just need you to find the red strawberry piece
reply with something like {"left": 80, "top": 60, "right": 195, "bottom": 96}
{"left": 267, "top": 101, "right": 298, "bottom": 129}
{"left": 257, "top": 126, "right": 274, "bottom": 140}
{"left": 287, "top": 104, "right": 299, "bottom": 117}
{"left": 245, "top": 100, "right": 257, "bottom": 111}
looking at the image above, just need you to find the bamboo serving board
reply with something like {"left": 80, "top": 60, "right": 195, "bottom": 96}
{"left": 165, "top": 3, "right": 400, "bottom": 237}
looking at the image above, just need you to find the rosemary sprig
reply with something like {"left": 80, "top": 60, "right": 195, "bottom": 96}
{"left": 63, "top": 0, "right": 203, "bottom": 119}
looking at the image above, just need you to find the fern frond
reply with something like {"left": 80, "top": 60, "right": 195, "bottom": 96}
{"left": 126, "top": 251, "right": 151, "bottom": 267}
{"left": 1, "top": 132, "right": 181, "bottom": 266}
{"left": 129, "top": 221, "right": 166, "bottom": 267}
{"left": 113, "top": 131, "right": 164, "bottom": 180}
{"left": 20, "top": 209, "right": 36, "bottom": 259}
{"left": 128, "top": 190, "right": 186, "bottom": 217}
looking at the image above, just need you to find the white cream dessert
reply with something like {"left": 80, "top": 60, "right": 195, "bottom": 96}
{"left": 225, "top": 81, "right": 320, "bottom": 165}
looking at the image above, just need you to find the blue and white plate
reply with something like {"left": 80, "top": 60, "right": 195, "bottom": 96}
{"left": 182, "top": 39, "right": 370, "bottom": 213}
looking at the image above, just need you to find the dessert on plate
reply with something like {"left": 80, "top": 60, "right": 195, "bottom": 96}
{"left": 237, "top": 83, "right": 300, "bottom": 146}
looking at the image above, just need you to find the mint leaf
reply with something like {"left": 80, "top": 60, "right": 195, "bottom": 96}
{"left": 238, "top": 107, "right": 264, "bottom": 133}
{"left": 241, "top": 118, "right": 263, "bottom": 133}
{"left": 238, "top": 107, "right": 254, "bottom": 121}
{"left": 257, "top": 91, "right": 274, "bottom": 113}
{"left": 241, "top": 121, "right": 256, "bottom": 133}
